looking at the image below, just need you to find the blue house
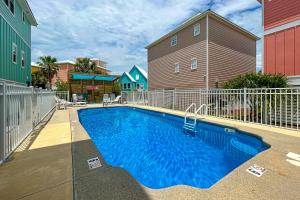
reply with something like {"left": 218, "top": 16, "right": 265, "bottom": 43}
{"left": 121, "top": 65, "right": 148, "bottom": 93}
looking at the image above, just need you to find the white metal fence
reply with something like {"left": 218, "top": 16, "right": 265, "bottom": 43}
{"left": 0, "top": 81, "right": 56, "bottom": 163}
{"left": 55, "top": 91, "right": 70, "bottom": 101}
{"left": 122, "top": 88, "right": 300, "bottom": 130}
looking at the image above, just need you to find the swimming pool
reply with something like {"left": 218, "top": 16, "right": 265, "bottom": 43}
{"left": 78, "top": 107, "right": 269, "bottom": 189}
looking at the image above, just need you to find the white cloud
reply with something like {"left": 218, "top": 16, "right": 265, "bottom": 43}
{"left": 28, "top": 0, "right": 262, "bottom": 73}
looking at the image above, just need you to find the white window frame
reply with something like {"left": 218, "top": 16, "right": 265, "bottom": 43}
{"left": 194, "top": 23, "right": 200, "bottom": 36}
{"left": 136, "top": 74, "right": 140, "bottom": 80}
{"left": 170, "top": 35, "right": 177, "bottom": 46}
{"left": 191, "top": 58, "right": 198, "bottom": 70}
{"left": 21, "top": 50, "right": 25, "bottom": 68}
{"left": 4, "top": 0, "right": 15, "bottom": 15}
{"left": 174, "top": 63, "right": 180, "bottom": 73}
{"left": 12, "top": 43, "right": 17, "bottom": 64}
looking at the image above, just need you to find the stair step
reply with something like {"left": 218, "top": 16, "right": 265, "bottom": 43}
{"left": 183, "top": 125, "right": 195, "bottom": 131}
{"left": 184, "top": 123, "right": 195, "bottom": 127}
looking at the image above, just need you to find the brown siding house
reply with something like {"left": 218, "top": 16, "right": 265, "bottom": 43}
{"left": 147, "top": 10, "right": 259, "bottom": 90}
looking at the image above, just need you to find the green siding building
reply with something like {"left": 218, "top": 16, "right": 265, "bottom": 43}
{"left": 121, "top": 65, "right": 148, "bottom": 93}
{"left": 0, "top": 0, "right": 37, "bottom": 85}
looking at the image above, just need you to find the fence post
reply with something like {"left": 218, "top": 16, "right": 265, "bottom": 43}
{"left": 244, "top": 88, "right": 247, "bottom": 122}
{"left": 173, "top": 88, "right": 176, "bottom": 110}
{"left": 30, "top": 86, "right": 34, "bottom": 131}
{"left": 162, "top": 89, "right": 165, "bottom": 108}
{"left": 0, "top": 82, "right": 6, "bottom": 163}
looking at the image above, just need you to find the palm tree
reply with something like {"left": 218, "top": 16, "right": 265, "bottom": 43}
{"left": 37, "top": 56, "right": 59, "bottom": 89}
{"left": 74, "top": 58, "right": 97, "bottom": 74}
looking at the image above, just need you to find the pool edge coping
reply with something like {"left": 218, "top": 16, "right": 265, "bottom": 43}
{"left": 70, "top": 104, "right": 300, "bottom": 200}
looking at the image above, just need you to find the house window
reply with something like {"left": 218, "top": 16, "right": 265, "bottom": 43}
{"left": 22, "top": 11, "right": 25, "bottom": 22}
{"left": 4, "top": 0, "right": 8, "bottom": 6}
{"left": 170, "top": 35, "right": 177, "bottom": 46}
{"left": 123, "top": 83, "right": 127, "bottom": 89}
{"left": 194, "top": 23, "right": 200, "bottom": 36}
{"left": 191, "top": 58, "right": 197, "bottom": 70}
{"left": 140, "top": 84, "right": 144, "bottom": 89}
{"left": 3, "top": 0, "right": 15, "bottom": 14}
{"left": 21, "top": 51, "right": 25, "bottom": 67}
{"left": 127, "top": 83, "right": 131, "bottom": 89}
{"left": 12, "top": 43, "right": 17, "bottom": 64}
{"left": 174, "top": 63, "right": 180, "bottom": 73}
{"left": 136, "top": 74, "right": 140, "bottom": 80}
{"left": 137, "top": 84, "right": 140, "bottom": 89}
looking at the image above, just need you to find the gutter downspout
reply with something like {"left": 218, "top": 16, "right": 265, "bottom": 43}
{"left": 206, "top": 14, "right": 209, "bottom": 90}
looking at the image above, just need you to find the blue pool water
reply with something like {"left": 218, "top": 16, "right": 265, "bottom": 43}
{"left": 78, "top": 107, "right": 269, "bottom": 189}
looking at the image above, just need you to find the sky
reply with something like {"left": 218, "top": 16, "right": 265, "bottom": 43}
{"left": 28, "top": 0, "right": 262, "bottom": 74}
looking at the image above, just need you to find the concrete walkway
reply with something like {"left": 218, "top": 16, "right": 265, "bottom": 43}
{"left": 0, "top": 110, "right": 73, "bottom": 200}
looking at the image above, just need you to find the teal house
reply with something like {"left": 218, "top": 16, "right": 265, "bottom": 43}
{"left": 0, "top": 0, "right": 37, "bottom": 85}
{"left": 121, "top": 65, "right": 148, "bottom": 93}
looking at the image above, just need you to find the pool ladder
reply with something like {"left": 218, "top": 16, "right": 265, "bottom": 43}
{"left": 183, "top": 104, "right": 208, "bottom": 132}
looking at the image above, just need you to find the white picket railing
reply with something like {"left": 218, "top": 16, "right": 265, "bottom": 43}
{"left": 122, "top": 88, "right": 300, "bottom": 131}
{"left": 0, "top": 81, "right": 56, "bottom": 163}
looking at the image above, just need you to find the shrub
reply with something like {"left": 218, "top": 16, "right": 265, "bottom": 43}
{"left": 55, "top": 81, "right": 69, "bottom": 91}
{"left": 223, "top": 73, "right": 288, "bottom": 89}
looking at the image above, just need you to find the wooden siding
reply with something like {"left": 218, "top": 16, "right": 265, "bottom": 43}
{"left": 0, "top": 0, "right": 31, "bottom": 44}
{"left": 0, "top": 15, "right": 31, "bottom": 84}
{"left": 265, "top": 26, "right": 300, "bottom": 76}
{"left": 148, "top": 42, "right": 206, "bottom": 90}
{"left": 148, "top": 18, "right": 206, "bottom": 62}
{"left": 148, "top": 15, "right": 257, "bottom": 90}
{"left": 208, "top": 17, "right": 256, "bottom": 87}
{"left": 264, "top": 0, "right": 300, "bottom": 30}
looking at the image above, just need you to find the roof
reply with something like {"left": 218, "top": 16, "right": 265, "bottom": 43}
{"left": 96, "top": 66, "right": 111, "bottom": 72}
{"left": 56, "top": 60, "right": 76, "bottom": 65}
{"left": 132, "top": 65, "right": 148, "bottom": 79}
{"left": 123, "top": 72, "right": 136, "bottom": 82}
{"left": 71, "top": 74, "right": 117, "bottom": 81}
{"left": 257, "top": 0, "right": 262, "bottom": 3}
{"left": 146, "top": 10, "right": 260, "bottom": 49}
{"left": 19, "top": 0, "right": 38, "bottom": 26}
{"left": 91, "top": 58, "right": 108, "bottom": 64}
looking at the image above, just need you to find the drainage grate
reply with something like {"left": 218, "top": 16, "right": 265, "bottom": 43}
{"left": 87, "top": 157, "right": 102, "bottom": 170}
{"left": 246, "top": 164, "right": 266, "bottom": 177}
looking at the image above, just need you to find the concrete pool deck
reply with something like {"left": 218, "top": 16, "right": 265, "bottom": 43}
{"left": 1, "top": 104, "right": 300, "bottom": 200}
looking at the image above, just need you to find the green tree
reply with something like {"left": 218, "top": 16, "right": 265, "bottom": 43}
{"left": 112, "top": 80, "right": 121, "bottom": 95}
{"left": 223, "top": 72, "right": 288, "bottom": 89}
{"left": 37, "top": 56, "right": 59, "bottom": 89}
{"left": 74, "top": 58, "right": 97, "bottom": 74}
{"left": 55, "top": 81, "right": 69, "bottom": 91}
{"left": 31, "top": 71, "right": 47, "bottom": 88}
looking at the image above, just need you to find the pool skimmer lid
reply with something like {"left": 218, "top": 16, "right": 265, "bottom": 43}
{"left": 87, "top": 157, "right": 102, "bottom": 170}
{"left": 246, "top": 164, "right": 266, "bottom": 177}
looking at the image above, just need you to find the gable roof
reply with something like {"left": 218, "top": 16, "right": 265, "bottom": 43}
{"left": 123, "top": 72, "right": 136, "bottom": 82}
{"left": 146, "top": 10, "right": 259, "bottom": 49}
{"left": 19, "top": 0, "right": 38, "bottom": 26}
{"left": 131, "top": 65, "right": 148, "bottom": 79}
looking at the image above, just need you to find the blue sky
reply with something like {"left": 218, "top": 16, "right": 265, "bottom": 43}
{"left": 28, "top": 0, "right": 262, "bottom": 74}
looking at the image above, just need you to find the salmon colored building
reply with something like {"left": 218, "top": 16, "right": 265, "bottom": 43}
{"left": 51, "top": 58, "right": 112, "bottom": 88}
{"left": 52, "top": 60, "right": 75, "bottom": 86}
{"left": 259, "top": 0, "right": 300, "bottom": 86}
